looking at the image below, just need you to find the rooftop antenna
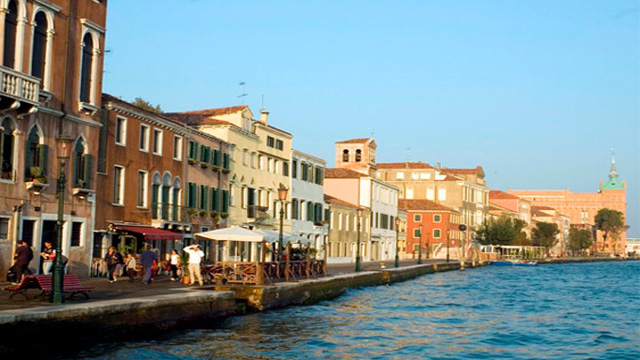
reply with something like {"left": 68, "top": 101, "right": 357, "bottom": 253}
{"left": 237, "top": 82, "right": 247, "bottom": 105}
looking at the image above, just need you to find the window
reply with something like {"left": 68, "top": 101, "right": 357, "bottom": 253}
{"left": 433, "top": 214, "right": 442, "bottom": 223}
{"left": 251, "top": 153, "right": 257, "bottom": 168}
{"left": 406, "top": 188, "right": 414, "bottom": 199}
{"left": 274, "top": 160, "right": 279, "bottom": 174}
{"left": 222, "top": 189, "right": 229, "bottom": 213}
{"left": 188, "top": 141, "right": 198, "bottom": 160}
{"left": 426, "top": 188, "right": 435, "bottom": 200}
{"left": 3, "top": 0, "right": 17, "bottom": 68}
{"left": 187, "top": 182, "right": 197, "bottom": 208}
{"left": 438, "top": 188, "right": 447, "bottom": 201}
{"left": 412, "top": 172, "right": 419, "bottom": 179}
{"left": 137, "top": 171, "right": 148, "bottom": 207}
{"left": 211, "top": 187, "right": 219, "bottom": 211}
{"left": 173, "top": 136, "right": 182, "bottom": 160}
{"left": 113, "top": 165, "right": 124, "bottom": 205}
{"left": 292, "top": 160, "right": 297, "bottom": 178}
{"left": 242, "top": 149, "right": 248, "bottom": 165}
{"left": 1, "top": 118, "right": 16, "bottom": 180}
{"left": 223, "top": 153, "right": 230, "bottom": 170}
{"left": 292, "top": 199, "right": 299, "bottom": 220}
{"left": 433, "top": 229, "right": 441, "bottom": 238}
{"left": 275, "top": 139, "right": 283, "bottom": 150}
{"left": 413, "top": 228, "right": 421, "bottom": 238}
{"left": 283, "top": 161, "right": 289, "bottom": 176}
{"left": 267, "top": 158, "right": 273, "bottom": 172}
{"left": 301, "top": 163, "right": 309, "bottom": 181}
{"left": 73, "top": 138, "right": 92, "bottom": 189}
{"left": 151, "top": 173, "right": 160, "bottom": 219}
{"left": 139, "top": 124, "right": 149, "bottom": 151}
{"left": 396, "top": 172, "right": 404, "bottom": 180}
{"left": 172, "top": 178, "right": 181, "bottom": 221}
{"left": 213, "top": 149, "right": 220, "bottom": 166}
{"left": 355, "top": 149, "right": 362, "bottom": 162}
{"left": 0, "top": 217, "right": 9, "bottom": 239}
{"left": 152, "top": 129, "right": 162, "bottom": 155}
{"left": 258, "top": 155, "right": 264, "bottom": 170}
{"left": 267, "top": 136, "right": 275, "bottom": 147}
{"left": 31, "top": 12, "right": 48, "bottom": 81}
{"left": 314, "top": 167, "right": 324, "bottom": 185}
{"left": 24, "top": 126, "right": 48, "bottom": 181}
{"left": 71, "top": 222, "right": 82, "bottom": 247}
{"left": 414, "top": 214, "right": 422, "bottom": 222}
{"left": 380, "top": 214, "right": 389, "bottom": 230}
{"left": 200, "top": 185, "right": 208, "bottom": 210}
{"left": 79, "top": 33, "right": 94, "bottom": 103}
{"left": 115, "top": 117, "right": 127, "bottom": 145}
{"left": 420, "top": 173, "right": 430, "bottom": 179}
{"left": 342, "top": 149, "right": 349, "bottom": 162}
{"left": 200, "top": 146, "right": 211, "bottom": 163}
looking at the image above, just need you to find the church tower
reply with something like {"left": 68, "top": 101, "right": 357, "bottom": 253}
{"left": 335, "top": 138, "right": 377, "bottom": 176}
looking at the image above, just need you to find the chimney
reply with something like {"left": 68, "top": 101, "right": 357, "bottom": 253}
{"left": 436, "top": 162, "right": 441, "bottom": 169}
{"left": 260, "top": 108, "right": 269, "bottom": 124}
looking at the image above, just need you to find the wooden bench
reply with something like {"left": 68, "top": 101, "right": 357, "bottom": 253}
{"left": 3, "top": 275, "right": 40, "bottom": 299}
{"left": 35, "top": 274, "right": 95, "bottom": 299}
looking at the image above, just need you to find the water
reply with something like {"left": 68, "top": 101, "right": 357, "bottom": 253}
{"left": 77, "top": 261, "right": 639, "bottom": 359}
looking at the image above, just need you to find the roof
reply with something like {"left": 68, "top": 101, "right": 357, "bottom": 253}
{"left": 398, "top": 199, "right": 455, "bottom": 212}
{"left": 164, "top": 113, "right": 232, "bottom": 126}
{"left": 336, "top": 138, "right": 373, "bottom": 144}
{"left": 170, "top": 105, "right": 248, "bottom": 117}
{"left": 376, "top": 162, "right": 434, "bottom": 169}
{"left": 442, "top": 166, "right": 485, "bottom": 177}
{"left": 115, "top": 225, "right": 183, "bottom": 240}
{"left": 325, "top": 168, "right": 367, "bottom": 178}
{"left": 324, "top": 194, "right": 359, "bottom": 208}
{"left": 489, "top": 190, "right": 520, "bottom": 200}
{"left": 102, "top": 94, "right": 186, "bottom": 128}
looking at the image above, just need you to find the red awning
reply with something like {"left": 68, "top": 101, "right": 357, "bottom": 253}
{"left": 116, "top": 225, "right": 183, "bottom": 240}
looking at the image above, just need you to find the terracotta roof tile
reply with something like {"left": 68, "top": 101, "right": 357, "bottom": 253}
{"left": 398, "top": 199, "right": 455, "bottom": 212}
{"left": 171, "top": 105, "right": 248, "bottom": 117}
{"left": 335, "top": 138, "right": 372, "bottom": 144}
{"left": 442, "top": 166, "right": 484, "bottom": 175}
{"left": 489, "top": 190, "right": 520, "bottom": 200}
{"left": 376, "top": 162, "right": 434, "bottom": 169}
{"left": 325, "top": 168, "right": 367, "bottom": 178}
{"left": 324, "top": 194, "right": 359, "bottom": 208}
{"left": 102, "top": 94, "right": 187, "bottom": 127}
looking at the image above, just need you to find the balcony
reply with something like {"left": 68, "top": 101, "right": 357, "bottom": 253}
{"left": 0, "top": 65, "right": 40, "bottom": 113}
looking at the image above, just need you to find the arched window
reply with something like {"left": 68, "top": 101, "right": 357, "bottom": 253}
{"left": 3, "top": 0, "right": 18, "bottom": 68}
{"left": 161, "top": 173, "right": 172, "bottom": 220}
{"left": 79, "top": 33, "right": 93, "bottom": 103}
{"left": 1, "top": 118, "right": 16, "bottom": 180}
{"left": 73, "top": 137, "right": 92, "bottom": 188}
{"left": 342, "top": 149, "right": 349, "bottom": 162}
{"left": 151, "top": 173, "right": 161, "bottom": 219}
{"left": 355, "top": 149, "right": 362, "bottom": 162}
{"left": 31, "top": 12, "right": 48, "bottom": 79}
{"left": 24, "top": 126, "right": 47, "bottom": 180}
{"left": 172, "top": 178, "right": 181, "bottom": 221}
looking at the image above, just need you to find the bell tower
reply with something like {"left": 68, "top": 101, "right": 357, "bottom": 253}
{"left": 335, "top": 138, "right": 377, "bottom": 176}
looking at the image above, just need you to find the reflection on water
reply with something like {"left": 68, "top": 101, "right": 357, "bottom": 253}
{"left": 78, "top": 261, "right": 639, "bottom": 359}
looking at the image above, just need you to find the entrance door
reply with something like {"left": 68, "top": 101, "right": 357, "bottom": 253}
{"left": 40, "top": 221, "right": 57, "bottom": 273}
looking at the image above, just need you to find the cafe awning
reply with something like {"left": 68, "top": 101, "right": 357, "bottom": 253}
{"left": 115, "top": 225, "right": 183, "bottom": 240}
{"left": 195, "top": 226, "right": 264, "bottom": 242}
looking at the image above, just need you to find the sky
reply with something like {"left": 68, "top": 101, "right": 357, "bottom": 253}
{"left": 103, "top": 1, "right": 640, "bottom": 236}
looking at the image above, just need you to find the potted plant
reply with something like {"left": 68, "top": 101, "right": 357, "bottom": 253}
{"left": 198, "top": 209, "right": 208, "bottom": 217}
{"left": 180, "top": 251, "right": 190, "bottom": 284}
{"left": 29, "top": 166, "right": 47, "bottom": 183}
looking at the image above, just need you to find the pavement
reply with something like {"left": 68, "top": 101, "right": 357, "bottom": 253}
{"left": 0, "top": 259, "right": 449, "bottom": 312}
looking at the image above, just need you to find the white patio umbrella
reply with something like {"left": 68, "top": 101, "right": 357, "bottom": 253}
{"left": 194, "top": 226, "right": 264, "bottom": 242}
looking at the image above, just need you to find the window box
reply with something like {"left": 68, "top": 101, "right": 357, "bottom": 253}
{"left": 222, "top": 168, "right": 230, "bottom": 174}
{"left": 78, "top": 101, "right": 99, "bottom": 115}
{"left": 73, "top": 187, "right": 94, "bottom": 198}
{"left": 25, "top": 181, "right": 49, "bottom": 194}
{"left": 188, "top": 158, "right": 199, "bottom": 165}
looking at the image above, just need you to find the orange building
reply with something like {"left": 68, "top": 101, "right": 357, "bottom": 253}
{"left": 509, "top": 158, "right": 627, "bottom": 254}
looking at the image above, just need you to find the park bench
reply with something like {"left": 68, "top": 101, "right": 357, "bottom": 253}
{"left": 35, "top": 274, "right": 95, "bottom": 299}
{"left": 3, "top": 275, "right": 39, "bottom": 299}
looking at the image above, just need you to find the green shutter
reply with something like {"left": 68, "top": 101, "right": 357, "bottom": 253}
{"left": 222, "top": 190, "right": 229, "bottom": 212}
{"left": 307, "top": 202, "right": 314, "bottom": 221}
{"left": 223, "top": 153, "right": 229, "bottom": 169}
{"left": 213, "top": 149, "right": 220, "bottom": 166}
{"left": 211, "top": 188, "right": 219, "bottom": 211}
{"left": 38, "top": 144, "right": 48, "bottom": 176}
{"left": 82, "top": 154, "right": 93, "bottom": 188}
{"left": 24, "top": 142, "right": 33, "bottom": 179}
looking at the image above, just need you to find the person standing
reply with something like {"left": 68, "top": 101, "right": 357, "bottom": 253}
{"left": 124, "top": 252, "right": 137, "bottom": 282}
{"left": 40, "top": 241, "right": 55, "bottom": 275}
{"left": 169, "top": 249, "right": 180, "bottom": 281}
{"left": 184, "top": 244, "right": 204, "bottom": 286}
{"left": 112, "top": 249, "right": 124, "bottom": 282}
{"left": 13, "top": 241, "right": 33, "bottom": 284}
{"left": 104, "top": 246, "right": 119, "bottom": 283}
{"left": 140, "top": 246, "right": 158, "bottom": 285}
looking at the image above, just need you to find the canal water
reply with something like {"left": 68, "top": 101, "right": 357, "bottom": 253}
{"left": 78, "top": 261, "right": 639, "bottom": 359}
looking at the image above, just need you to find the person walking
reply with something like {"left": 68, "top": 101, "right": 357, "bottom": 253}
{"left": 13, "top": 240, "right": 33, "bottom": 284}
{"left": 169, "top": 249, "right": 180, "bottom": 281}
{"left": 112, "top": 249, "right": 124, "bottom": 282}
{"left": 140, "top": 246, "right": 157, "bottom": 285}
{"left": 124, "top": 252, "right": 137, "bottom": 282}
{"left": 40, "top": 241, "right": 55, "bottom": 275}
{"left": 104, "top": 246, "right": 120, "bottom": 283}
{"left": 184, "top": 244, "right": 204, "bottom": 286}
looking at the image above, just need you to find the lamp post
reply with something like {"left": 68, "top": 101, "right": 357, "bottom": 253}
{"left": 425, "top": 229, "right": 430, "bottom": 259}
{"left": 459, "top": 224, "right": 467, "bottom": 271}
{"left": 418, "top": 224, "right": 423, "bottom": 264}
{"left": 394, "top": 217, "right": 400, "bottom": 268}
{"left": 51, "top": 135, "right": 73, "bottom": 303}
{"left": 446, "top": 229, "right": 450, "bottom": 263}
{"left": 355, "top": 208, "right": 362, "bottom": 272}
{"left": 277, "top": 184, "right": 288, "bottom": 262}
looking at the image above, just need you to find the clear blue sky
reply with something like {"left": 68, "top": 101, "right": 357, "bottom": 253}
{"left": 103, "top": 1, "right": 639, "bottom": 236}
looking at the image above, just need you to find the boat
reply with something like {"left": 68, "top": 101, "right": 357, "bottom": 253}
{"left": 490, "top": 260, "right": 538, "bottom": 266}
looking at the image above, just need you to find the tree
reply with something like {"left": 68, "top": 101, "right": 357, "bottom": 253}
{"left": 532, "top": 222, "right": 559, "bottom": 254}
{"left": 132, "top": 97, "right": 163, "bottom": 113}
{"left": 567, "top": 228, "right": 592, "bottom": 256}
{"left": 595, "top": 208, "right": 625, "bottom": 254}
{"left": 475, "top": 216, "right": 528, "bottom": 246}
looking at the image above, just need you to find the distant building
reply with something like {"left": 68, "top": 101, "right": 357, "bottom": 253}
{"left": 531, "top": 206, "right": 571, "bottom": 255}
{"left": 510, "top": 157, "right": 627, "bottom": 255}
{"left": 626, "top": 238, "right": 639, "bottom": 256}
{"left": 290, "top": 149, "right": 327, "bottom": 250}
{"left": 489, "top": 190, "right": 532, "bottom": 237}
{"left": 324, "top": 194, "right": 370, "bottom": 263}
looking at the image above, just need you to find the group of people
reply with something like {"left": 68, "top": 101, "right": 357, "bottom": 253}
{"left": 103, "top": 244, "right": 205, "bottom": 286}
{"left": 9, "top": 240, "right": 69, "bottom": 284}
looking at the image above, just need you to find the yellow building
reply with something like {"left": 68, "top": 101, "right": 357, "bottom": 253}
{"left": 166, "top": 106, "right": 292, "bottom": 231}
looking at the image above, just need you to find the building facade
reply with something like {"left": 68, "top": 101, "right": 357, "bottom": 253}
{"left": 324, "top": 194, "right": 370, "bottom": 263}
{"left": 290, "top": 149, "right": 327, "bottom": 251}
{"left": 509, "top": 158, "right": 627, "bottom": 254}
{"left": 0, "top": 0, "right": 107, "bottom": 277}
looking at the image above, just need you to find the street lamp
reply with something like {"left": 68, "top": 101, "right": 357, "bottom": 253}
{"left": 51, "top": 135, "right": 73, "bottom": 303}
{"left": 277, "top": 184, "right": 288, "bottom": 262}
{"left": 418, "top": 224, "right": 423, "bottom": 264}
{"left": 355, "top": 208, "right": 363, "bottom": 272}
{"left": 459, "top": 224, "right": 467, "bottom": 271}
{"left": 394, "top": 217, "right": 400, "bottom": 268}
{"left": 446, "top": 229, "right": 450, "bottom": 263}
